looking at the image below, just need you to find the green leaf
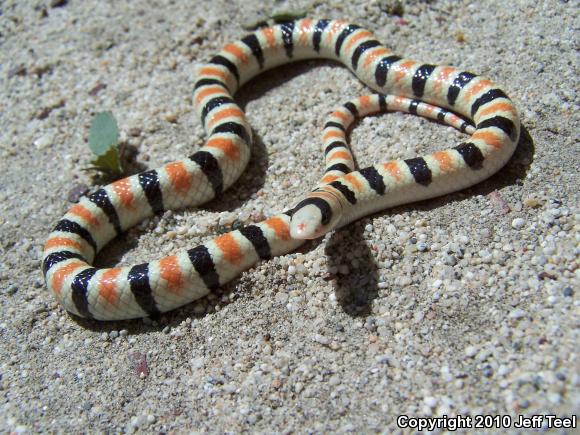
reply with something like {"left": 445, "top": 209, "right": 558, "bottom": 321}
{"left": 90, "top": 146, "right": 123, "bottom": 175}
{"left": 88, "top": 111, "right": 119, "bottom": 155}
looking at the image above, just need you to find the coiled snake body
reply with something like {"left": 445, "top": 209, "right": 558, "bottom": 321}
{"left": 42, "top": 19, "right": 520, "bottom": 320}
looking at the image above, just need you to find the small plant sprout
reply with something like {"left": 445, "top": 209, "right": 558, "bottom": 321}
{"left": 88, "top": 111, "right": 124, "bottom": 175}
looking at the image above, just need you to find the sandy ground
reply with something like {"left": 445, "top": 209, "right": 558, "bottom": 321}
{"left": 1, "top": 0, "right": 578, "bottom": 433}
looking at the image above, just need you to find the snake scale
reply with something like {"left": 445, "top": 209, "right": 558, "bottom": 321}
{"left": 42, "top": 19, "right": 520, "bottom": 320}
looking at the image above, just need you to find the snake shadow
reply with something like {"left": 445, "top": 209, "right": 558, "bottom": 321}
{"left": 327, "top": 125, "right": 534, "bottom": 317}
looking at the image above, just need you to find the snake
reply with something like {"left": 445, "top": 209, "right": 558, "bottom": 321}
{"left": 41, "top": 19, "right": 520, "bottom": 321}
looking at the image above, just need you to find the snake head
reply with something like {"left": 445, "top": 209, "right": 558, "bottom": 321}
{"left": 289, "top": 190, "right": 344, "bottom": 240}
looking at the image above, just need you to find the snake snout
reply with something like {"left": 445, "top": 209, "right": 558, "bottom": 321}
{"left": 290, "top": 194, "right": 343, "bottom": 240}
{"left": 290, "top": 206, "right": 323, "bottom": 239}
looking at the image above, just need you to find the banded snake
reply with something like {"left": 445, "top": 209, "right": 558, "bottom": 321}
{"left": 42, "top": 19, "right": 520, "bottom": 320}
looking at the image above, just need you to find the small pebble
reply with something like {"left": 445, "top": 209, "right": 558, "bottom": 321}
{"left": 524, "top": 197, "right": 541, "bottom": 208}
{"left": 67, "top": 184, "right": 89, "bottom": 203}
{"left": 511, "top": 218, "right": 525, "bottom": 229}
{"left": 312, "top": 334, "right": 330, "bottom": 346}
{"left": 482, "top": 365, "right": 494, "bottom": 377}
{"left": 497, "top": 365, "right": 511, "bottom": 376}
{"left": 88, "top": 82, "right": 107, "bottom": 96}
{"left": 443, "top": 254, "right": 457, "bottom": 266}
{"left": 509, "top": 308, "right": 526, "bottom": 320}
{"left": 164, "top": 112, "right": 178, "bottom": 123}
{"left": 128, "top": 127, "right": 142, "bottom": 137}
{"left": 424, "top": 396, "right": 437, "bottom": 408}
{"left": 7, "top": 64, "right": 26, "bottom": 78}
{"left": 34, "top": 134, "right": 53, "bottom": 150}
{"left": 376, "top": 354, "right": 390, "bottom": 364}
{"left": 128, "top": 352, "right": 149, "bottom": 378}
{"left": 50, "top": 0, "right": 68, "bottom": 7}
{"left": 465, "top": 346, "right": 478, "bottom": 358}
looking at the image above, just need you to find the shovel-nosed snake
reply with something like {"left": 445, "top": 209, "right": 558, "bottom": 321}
{"left": 42, "top": 19, "right": 520, "bottom": 320}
